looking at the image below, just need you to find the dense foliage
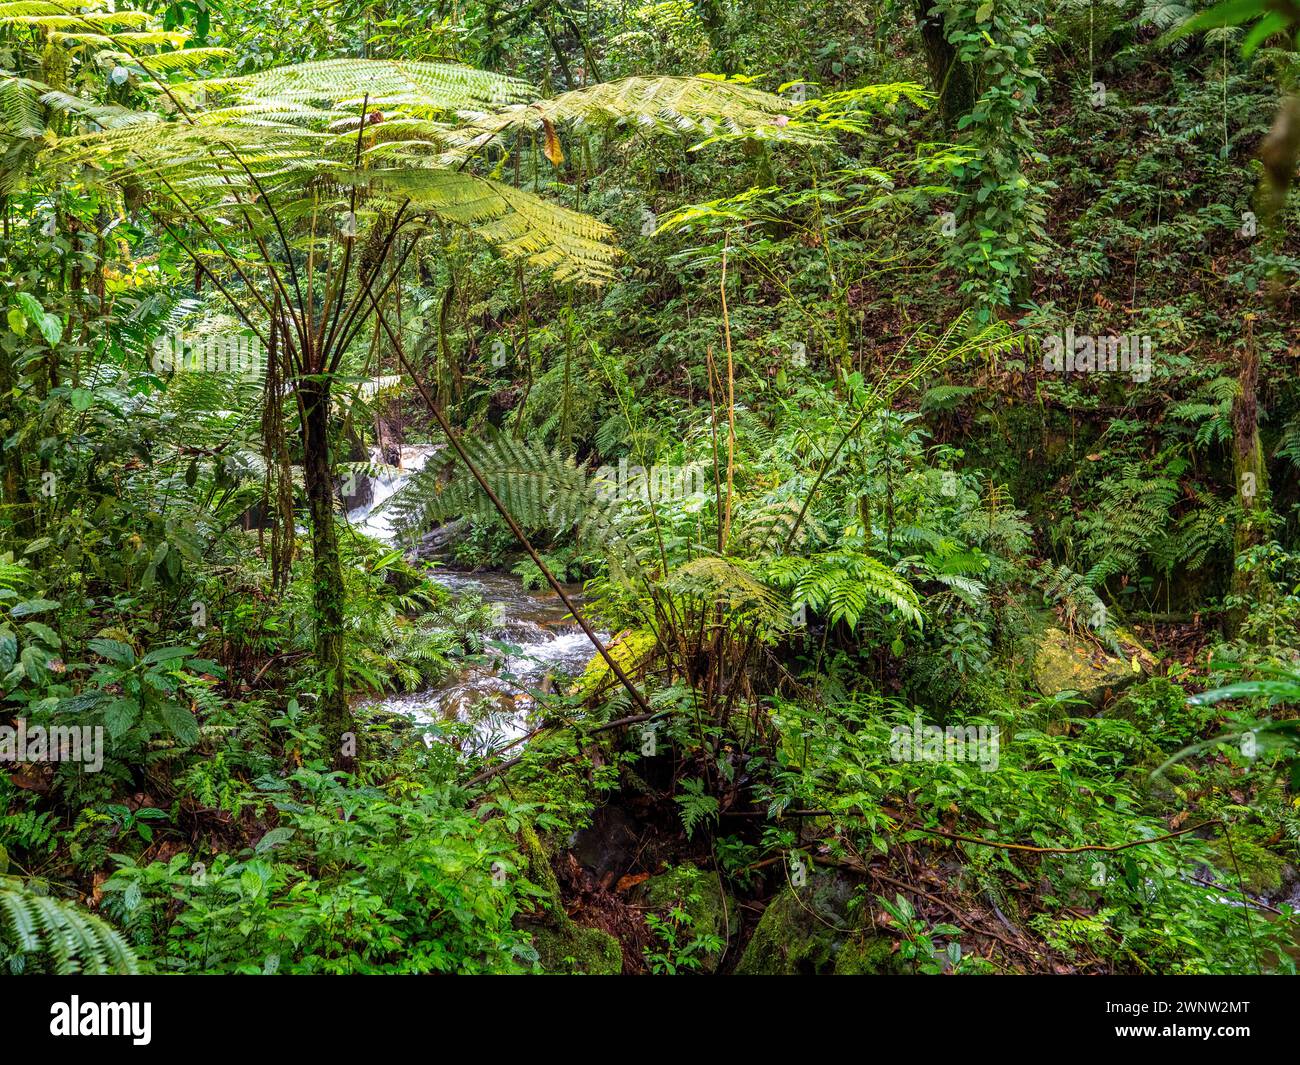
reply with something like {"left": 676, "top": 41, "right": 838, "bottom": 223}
{"left": 2, "top": 0, "right": 1300, "bottom": 976}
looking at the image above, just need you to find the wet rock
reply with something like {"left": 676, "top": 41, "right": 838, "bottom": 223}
{"left": 517, "top": 824, "right": 622, "bottom": 975}
{"left": 637, "top": 862, "right": 736, "bottom": 973}
{"left": 1032, "top": 626, "right": 1152, "bottom": 709}
{"left": 735, "top": 870, "right": 904, "bottom": 975}
{"left": 418, "top": 517, "right": 469, "bottom": 555}
{"left": 569, "top": 805, "right": 641, "bottom": 885}
{"left": 339, "top": 469, "right": 373, "bottom": 511}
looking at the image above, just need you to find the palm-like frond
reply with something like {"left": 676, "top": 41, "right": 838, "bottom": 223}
{"left": 386, "top": 431, "right": 602, "bottom": 542}
{"left": 768, "top": 551, "right": 924, "bottom": 630}
{"left": 359, "top": 168, "right": 617, "bottom": 282}
{"left": 182, "top": 59, "right": 533, "bottom": 113}
{"left": 0, "top": 11, "right": 151, "bottom": 28}
{"left": 445, "top": 75, "right": 810, "bottom": 157}
{"left": 0, "top": 75, "right": 46, "bottom": 139}
{"left": 664, "top": 556, "right": 788, "bottom": 629}
{"left": 0, "top": 0, "right": 112, "bottom": 15}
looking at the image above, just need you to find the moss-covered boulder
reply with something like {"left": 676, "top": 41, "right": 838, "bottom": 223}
{"left": 1032, "top": 626, "right": 1150, "bottom": 709}
{"left": 638, "top": 863, "right": 735, "bottom": 973}
{"left": 735, "top": 871, "right": 903, "bottom": 975}
{"left": 529, "top": 919, "right": 623, "bottom": 975}
{"left": 517, "top": 824, "right": 622, "bottom": 975}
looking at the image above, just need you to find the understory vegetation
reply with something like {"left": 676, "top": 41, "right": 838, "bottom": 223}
{"left": 2, "top": 0, "right": 1300, "bottom": 976}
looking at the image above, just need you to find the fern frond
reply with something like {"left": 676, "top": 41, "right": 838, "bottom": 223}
{"left": 387, "top": 431, "right": 600, "bottom": 541}
{"left": 445, "top": 75, "right": 809, "bottom": 156}
{"left": 768, "top": 551, "right": 924, "bottom": 630}
{"left": 185, "top": 58, "right": 532, "bottom": 113}
{"left": 358, "top": 168, "right": 617, "bottom": 283}
{"left": 665, "top": 555, "right": 787, "bottom": 626}
{"left": 0, "top": 880, "right": 139, "bottom": 975}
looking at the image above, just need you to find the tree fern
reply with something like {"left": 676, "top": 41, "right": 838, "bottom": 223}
{"left": 663, "top": 555, "right": 788, "bottom": 630}
{"left": 386, "top": 430, "right": 603, "bottom": 543}
{"left": 358, "top": 168, "right": 618, "bottom": 283}
{"left": 445, "top": 75, "right": 812, "bottom": 157}
{"left": 1076, "top": 462, "right": 1181, "bottom": 584}
{"left": 1277, "top": 413, "right": 1300, "bottom": 469}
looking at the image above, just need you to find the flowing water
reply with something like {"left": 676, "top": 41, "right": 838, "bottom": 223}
{"left": 349, "top": 447, "right": 607, "bottom": 750}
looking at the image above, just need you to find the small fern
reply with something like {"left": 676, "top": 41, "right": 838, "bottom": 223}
{"left": 767, "top": 550, "right": 924, "bottom": 630}
{"left": 0, "top": 879, "right": 139, "bottom": 975}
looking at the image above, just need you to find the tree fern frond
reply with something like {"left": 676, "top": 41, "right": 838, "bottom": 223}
{"left": 186, "top": 58, "right": 532, "bottom": 113}
{"left": 768, "top": 551, "right": 924, "bottom": 630}
{"left": 48, "top": 28, "right": 189, "bottom": 46}
{"left": 0, "top": 11, "right": 152, "bottom": 28}
{"left": 358, "top": 168, "right": 617, "bottom": 283}
{"left": 107, "top": 45, "right": 231, "bottom": 73}
{"left": 0, "top": 0, "right": 112, "bottom": 15}
{"left": 386, "top": 431, "right": 600, "bottom": 541}
{"left": 0, "top": 75, "right": 47, "bottom": 139}
{"left": 445, "top": 75, "right": 809, "bottom": 156}
{"left": 40, "top": 89, "right": 160, "bottom": 129}
{"left": 664, "top": 555, "right": 786, "bottom": 626}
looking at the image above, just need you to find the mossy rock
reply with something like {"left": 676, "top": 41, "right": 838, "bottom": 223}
{"left": 639, "top": 862, "right": 735, "bottom": 973}
{"left": 1032, "top": 626, "right": 1149, "bottom": 709}
{"left": 574, "top": 629, "right": 657, "bottom": 698}
{"left": 833, "top": 934, "right": 907, "bottom": 975}
{"left": 529, "top": 920, "right": 622, "bottom": 975}
{"left": 517, "top": 824, "right": 622, "bottom": 975}
{"left": 735, "top": 871, "right": 903, "bottom": 975}
{"left": 1212, "top": 833, "right": 1287, "bottom": 896}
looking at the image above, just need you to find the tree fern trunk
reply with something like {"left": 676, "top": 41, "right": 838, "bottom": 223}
{"left": 0, "top": 349, "right": 30, "bottom": 546}
{"left": 299, "top": 377, "right": 352, "bottom": 762}
{"left": 1228, "top": 338, "right": 1269, "bottom": 636}
{"left": 914, "top": 0, "right": 974, "bottom": 133}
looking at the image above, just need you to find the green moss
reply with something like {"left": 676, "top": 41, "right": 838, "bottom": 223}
{"left": 1032, "top": 626, "right": 1143, "bottom": 708}
{"left": 530, "top": 922, "right": 623, "bottom": 975}
{"left": 834, "top": 934, "right": 906, "bottom": 975}
{"left": 1213, "top": 833, "right": 1287, "bottom": 896}
{"left": 517, "top": 824, "right": 623, "bottom": 974}
{"left": 641, "top": 862, "right": 734, "bottom": 973}
{"left": 736, "top": 872, "right": 901, "bottom": 975}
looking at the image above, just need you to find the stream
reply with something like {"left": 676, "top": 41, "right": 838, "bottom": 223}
{"left": 348, "top": 446, "right": 607, "bottom": 752}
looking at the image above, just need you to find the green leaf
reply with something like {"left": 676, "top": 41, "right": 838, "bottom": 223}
{"left": 1161, "top": 0, "right": 1275, "bottom": 45}
{"left": 104, "top": 697, "right": 140, "bottom": 738}
{"left": 14, "top": 292, "right": 42, "bottom": 325}
{"left": 1241, "top": 10, "right": 1289, "bottom": 55}
{"left": 21, "top": 621, "right": 60, "bottom": 648}
{"left": 15, "top": 292, "right": 62, "bottom": 346}
{"left": 141, "top": 645, "right": 193, "bottom": 667}
{"left": 10, "top": 598, "right": 59, "bottom": 618}
{"left": 88, "top": 637, "right": 136, "bottom": 665}
{"left": 160, "top": 701, "right": 200, "bottom": 745}
{"left": 255, "top": 827, "right": 295, "bottom": 853}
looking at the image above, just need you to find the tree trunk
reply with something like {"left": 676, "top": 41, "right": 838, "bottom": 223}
{"left": 914, "top": 0, "right": 975, "bottom": 132}
{"left": 0, "top": 349, "right": 31, "bottom": 546}
{"left": 299, "top": 376, "right": 352, "bottom": 762}
{"left": 1228, "top": 337, "right": 1269, "bottom": 636}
